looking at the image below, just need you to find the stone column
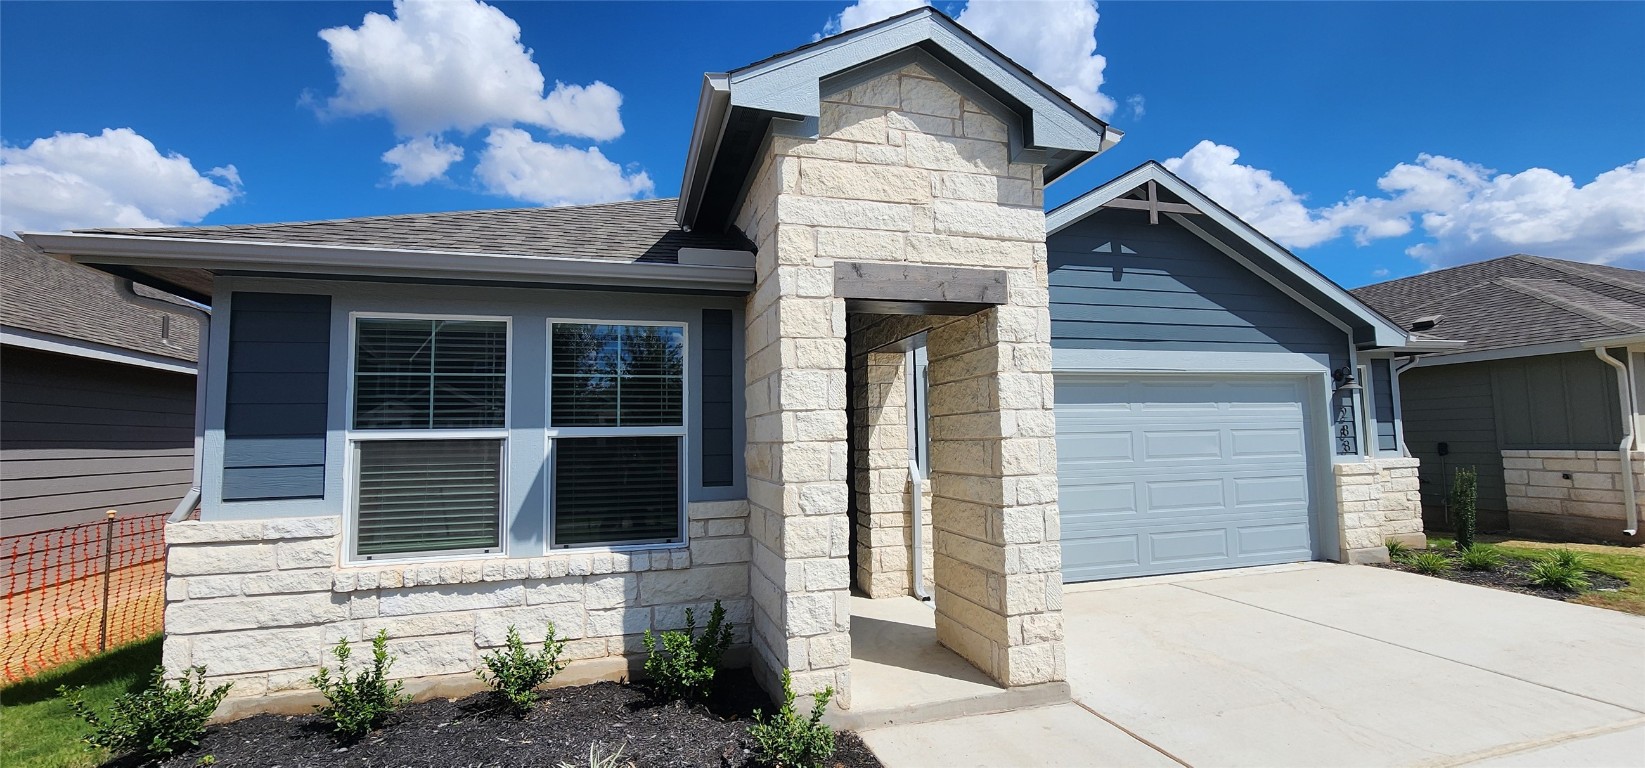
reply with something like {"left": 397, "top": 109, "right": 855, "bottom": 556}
{"left": 925, "top": 301, "right": 1064, "bottom": 687}
{"left": 851, "top": 347, "right": 918, "bottom": 598}
{"left": 1335, "top": 457, "right": 1424, "bottom": 563}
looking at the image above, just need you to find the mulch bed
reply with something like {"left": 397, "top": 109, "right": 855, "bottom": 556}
{"left": 1374, "top": 549, "right": 1628, "bottom": 600}
{"left": 138, "top": 669, "right": 881, "bottom": 768}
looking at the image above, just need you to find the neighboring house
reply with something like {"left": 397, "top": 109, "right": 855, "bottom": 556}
{"left": 1, "top": 236, "right": 199, "bottom": 538}
{"left": 22, "top": 9, "right": 1443, "bottom": 717}
{"left": 1354, "top": 255, "right": 1645, "bottom": 545}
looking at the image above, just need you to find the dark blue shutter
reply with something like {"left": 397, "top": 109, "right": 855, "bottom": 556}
{"left": 222, "top": 292, "right": 330, "bottom": 500}
{"left": 699, "top": 310, "right": 735, "bottom": 487}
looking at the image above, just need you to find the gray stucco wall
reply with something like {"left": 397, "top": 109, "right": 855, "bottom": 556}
{"left": 1047, "top": 208, "right": 1348, "bottom": 368}
{"left": 1399, "top": 350, "right": 1623, "bottom": 530}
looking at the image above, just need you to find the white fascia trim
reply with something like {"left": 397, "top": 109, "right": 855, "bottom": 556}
{"left": 1048, "top": 164, "right": 1409, "bottom": 347}
{"left": 22, "top": 233, "right": 756, "bottom": 293}
{"left": 1580, "top": 332, "right": 1645, "bottom": 349}
{"left": 1, "top": 325, "right": 196, "bottom": 374}
{"left": 676, "top": 73, "right": 732, "bottom": 228}
{"left": 1409, "top": 340, "right": 1584, "bottom": 367}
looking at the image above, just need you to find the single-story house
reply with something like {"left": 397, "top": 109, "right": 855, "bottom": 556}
{"left": 1, "top": 236, "right": 200, "bottom": 539}
{"left": 1354, "top": 254, "right": 1645, "bottom": 545}
{"left": 21, "top": 8, "right": 1449, "bottom": 716}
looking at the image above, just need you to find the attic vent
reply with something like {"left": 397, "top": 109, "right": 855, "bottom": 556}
{"left": 1409, "top": 315, "right": 1442, "bottom": 332}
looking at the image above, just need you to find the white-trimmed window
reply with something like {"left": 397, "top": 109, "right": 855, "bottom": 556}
{"left": 549, "top": 321, "right": 686, "bottom": 548}
{"left": 348, "top": 315, "right": 509, "bottom": 561}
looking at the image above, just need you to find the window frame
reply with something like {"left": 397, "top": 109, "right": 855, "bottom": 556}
{"left": 343, "top": 312, "right": 513, "bottom": 564}
{"left": 546, "top": 318, "right": 690, "bottom": 550}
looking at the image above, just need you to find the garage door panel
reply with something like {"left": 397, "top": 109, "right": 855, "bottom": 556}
{"left": 1141, "top": 430, "right": 1222, "bottom": 461}
{"left": 1232, "top": 475, "right": 1309, "bottom": 507}
{"left": 1145, "top": 478, "right": 1226, "bottom": 513}
{"left": 1230, "top": 428, "right": 1305, "bottom": 458}
{"left": 1236, "top": 522, "right": 1313, "bottom": 556}
{"left": 1057, "top": 430, "right": 1132, "bottom": 463}
{"left": 1148, "top": 528, "right": 1230, "bottom": 564}
{"left": 1058, "top": 374, "right": 1318, "bottom": 581}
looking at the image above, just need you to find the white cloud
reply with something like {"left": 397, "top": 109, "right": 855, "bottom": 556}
{"left": 1126, "top": 94, "right": 1145, "bottom": 120}
{"left": 1164, "top": 139, "right": 1645, "bottom": 269}
{"left": 0, "top": 128, "right": 240, "bottom": 234}
{"left": 382, "top": 135, "right": 464, "bottom": 185}
{"left": 474, "top": 128, "right": 653, "bottom": 207}
{"left": 1371, "top": 268, "right": 1390, "bottom": 278}
{"left": 318, "top": 0, "right": 624, "bottom": 141}
{"left": 818, "top": 0, "right": 929, "bottom": 38}
{"left": 819, "top": 0, "right": 1119, "bottom": 119}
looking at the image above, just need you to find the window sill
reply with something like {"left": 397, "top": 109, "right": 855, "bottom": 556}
{"left": 332, "top": 545, "right": 692, "bottom": 593}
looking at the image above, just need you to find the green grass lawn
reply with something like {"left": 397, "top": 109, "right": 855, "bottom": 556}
{"left": 0, "top": 635, "right": 161, "bottom": 768}
{"left": 1427, "top": 534, "right": 1645, "bottom": 616}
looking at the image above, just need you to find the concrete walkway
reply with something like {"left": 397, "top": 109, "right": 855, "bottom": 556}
{"left": 860, "top": 563, "right": 1645, "bottom": 768}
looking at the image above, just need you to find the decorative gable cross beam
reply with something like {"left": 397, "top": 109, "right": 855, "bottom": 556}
{"left": 1100, "top": 180, "right": 1203, "bottom": 224}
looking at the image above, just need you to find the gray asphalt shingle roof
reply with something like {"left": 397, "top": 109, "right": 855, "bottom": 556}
{"left": 1, "top": 236, "right": 198, "bottom": 363}
{"left": 1351, "top": 254, "right": 1645, "bottom": 357}
{"left": 73, "top": 197, "right": 751, "bottom": 265}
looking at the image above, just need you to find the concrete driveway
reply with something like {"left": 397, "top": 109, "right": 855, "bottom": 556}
{"left": 861, "top": 563, "right": 1645, "bottom": 767}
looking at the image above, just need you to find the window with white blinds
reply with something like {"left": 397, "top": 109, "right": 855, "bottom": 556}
{"left": 355, "top": 439, "right": 502, "bottom": 557}
{"left": 349, "top": 315, "right": 508, "bottom": 561}
{"left": 550, "top": 322, "right": 685, "bottom": 547}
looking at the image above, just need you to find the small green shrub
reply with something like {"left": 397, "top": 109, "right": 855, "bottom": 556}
{"left": 1547, "top": 549, "right": 1590, "bottom": 571}
{"left": 749, "top": 668, "right": 837, "bottom": 768}
{"left": 59, "top": 665, "right": 230, "bottom": 761}
{"left": 1409, "top": 551, "right": 1452, "bottom": 575}
{"left": 1528, "top": 559, "right": 1591, "bottom": 592}
{"left": 1460, "top": 545, "right": 1504, "bottom": 572}
{"left": 1451, "top": 466, "right": 1478, "bottom": 551}
{"left": 1385, "top": 538, "right": 1411, "bottom": 561}
{"left": 310, "top": 630, "right": 408, "bottom": 739}
{"left": 478, "top": 624, "right": 567, "bottom": 713}
{"left": 642, "top": 600, "right": 734, "bottom": 701}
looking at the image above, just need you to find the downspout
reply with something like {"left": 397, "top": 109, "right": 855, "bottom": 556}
{"left": 115, "top": 280, "right": 209, "bottom": 522}
{"left": 905, "top": 346, "right": 932, "bottom": 602}
{"left": 1593, "top": 347, "right": 1639, "bottom": 537}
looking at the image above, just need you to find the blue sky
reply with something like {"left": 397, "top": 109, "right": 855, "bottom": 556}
{"left": 2, "top": 1, "right": 1641, "bottom": 288}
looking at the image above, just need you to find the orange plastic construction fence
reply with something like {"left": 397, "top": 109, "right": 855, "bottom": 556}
{"left": 2, "top": 510, "right": 167, "bottom": 682}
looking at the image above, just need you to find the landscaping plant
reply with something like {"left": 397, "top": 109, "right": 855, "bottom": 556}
{"left": 1460, "top": 545, "right": 1503, "bottom": 572}
{"left": 309, "top": 629, "right": 408, "bottom": 739}
{"left": 1451, "top": 465, "right": 1478, "bottom": 551}
{"left": 749, "top": 668, "right": 837, "bottom": 768}
{"left": 478, "top": 623, "right": 568, "bottom": 713}
{"left": 1547, "top": 549, "right": 1590, "bottom": 571}
{"left": 556, "top": 741, "right": 635, "bottom": 768}
{"left": 642, "top": 600, "right": 734, "bottom": 701}
{"left": 1409, "top": 551, "right": 1452, "bottom": 575}
{"left": 59, "top": 664, "right": 230, "bottom": 761}
{"left": 1385, "top": 538, "right": 1411, "bottom": 561}
{"left": 1528, "top": 556, "right": 1591, "bottom": 593}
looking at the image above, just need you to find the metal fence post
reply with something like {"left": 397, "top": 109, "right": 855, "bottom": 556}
{"left": 98, "top": 509, "right": 116, "bottom": 652}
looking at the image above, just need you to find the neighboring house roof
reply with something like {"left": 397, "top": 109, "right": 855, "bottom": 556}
{"left": 1047, "top": 161, "right": 1432, "bottom": 351}
{"left": 0, "top": 236, "right": 198, "bottom": 370}
{"left": 1351, "top": 255, "right": 1645, "bottom": 363}
{"left": 75, "top": 198, "right": 750, "bottom": 265}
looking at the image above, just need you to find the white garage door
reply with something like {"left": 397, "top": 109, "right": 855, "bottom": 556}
{"left": 1056, "top": 375, "right": 1318, "bottom": 582}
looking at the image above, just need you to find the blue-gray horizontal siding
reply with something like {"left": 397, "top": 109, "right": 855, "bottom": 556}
{"left": 1371, "top": 358, "right": 1397, "bottom": 452}
{"left": 222, "top": 292, "right": 330, "bottom": 501}
{"left": 699, "top": 309, "right": 735, "bottom": 487}
{"left": 1047, "top": 210, "right": 1345, "bottom": 359}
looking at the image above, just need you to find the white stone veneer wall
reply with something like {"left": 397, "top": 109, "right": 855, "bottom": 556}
{"left": 733, "top": 61, "right": 1065, "bottom": 703}
{"left": 163, "top": 500, "right": 751, "bottom": 716}
{"left": 1504, "top": 449, "right": 1644, "bottom": 543}
{"left": 1334, "top": 457, "right": 1424, "bottom": 563}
